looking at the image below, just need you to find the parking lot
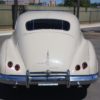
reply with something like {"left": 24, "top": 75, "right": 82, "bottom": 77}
{"left": 0, "top": 32, "right": 99, "bottom": 100}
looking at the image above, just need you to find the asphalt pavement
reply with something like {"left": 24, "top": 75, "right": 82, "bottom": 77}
{"left": 0, "top": 32, "right": 99, "bottom": 100}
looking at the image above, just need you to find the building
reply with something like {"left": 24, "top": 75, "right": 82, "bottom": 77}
{"left": 5, "top": 0, "right": 56, "bottom": 6}
{"left": 49, "top": 0, "right": 56, "bottom": 7}
{"left": 5, "top": 0, "right": 41, "bottom": 5}
{"left": 32, "top": 0, "right": 40, "bottom": 4}
{"left": 5, "top": 0, "right": 30, "bottom": 5}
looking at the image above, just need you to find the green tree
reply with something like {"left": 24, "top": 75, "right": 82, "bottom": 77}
{"left": 64, "top": 0, "right": 76, "bottom": 7}
{"left": 64, "top": 0, "right": 90, "bottom": 7}
{"left": 64, "top": 0, "right": 77, "bottom": 15}
{"left": 64, "top": 0, "right": 90, "bottom": 18}
{"left": 81, "top": 0, "right": 90, "bottom": 7}
{"left": 81, "top": 0, "right": 90, "bottom": 11}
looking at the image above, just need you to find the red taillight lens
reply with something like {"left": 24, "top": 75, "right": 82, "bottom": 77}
{"left": 15, "top": 64, "right": 20, "bottom": 71}
{"left": 82, "top": 62, "right": 88, "bottom": 69}
{"left": 75, "top": 65, "right": 81, "bottom": 71}
{"left": 8, "top": 61, "right": 13, "bottom": 68}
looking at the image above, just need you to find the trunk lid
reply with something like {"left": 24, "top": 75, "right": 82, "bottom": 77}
{"left": 18, "top": 30, "right": 76, "bottom": 72}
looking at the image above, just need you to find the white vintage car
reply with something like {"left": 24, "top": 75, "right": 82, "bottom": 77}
{"left": 0, "top": 11, "right": 99, "bottom": 88}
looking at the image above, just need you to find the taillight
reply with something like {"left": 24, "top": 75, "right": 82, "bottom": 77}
{"left": 75, "top": 65, "right": 81, "bottom": 71}
{"left": 15, "top": 64, "right": 20, "bottom": 71}
{"left": 82, "top": 62, "right": 88, "bottom": 69}
{"left": 8, "top": 61, "right": 13, "bottom": 68}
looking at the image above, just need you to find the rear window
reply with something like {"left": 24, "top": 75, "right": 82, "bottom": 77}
{"left": 26, "top": 19, "right": 70, "bottom": 31}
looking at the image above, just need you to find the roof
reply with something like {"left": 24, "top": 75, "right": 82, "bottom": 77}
{"left": 15, "top": 11, "right": 80, "bottom": 37}
{"left": 17, "top": 11, "right": 78, "bottom": 22}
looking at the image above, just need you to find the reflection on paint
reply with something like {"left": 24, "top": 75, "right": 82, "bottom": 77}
{"left": 50, "top": 59, "right": 63, "bottom": 65}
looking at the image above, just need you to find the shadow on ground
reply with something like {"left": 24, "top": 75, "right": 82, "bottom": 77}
{"left": 0, "top": 84, "right": 87, "bottom": 100}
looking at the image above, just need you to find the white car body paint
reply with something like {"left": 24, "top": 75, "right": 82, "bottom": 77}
{"left": 0, "top": 11, "right": 98, "bottom": 87}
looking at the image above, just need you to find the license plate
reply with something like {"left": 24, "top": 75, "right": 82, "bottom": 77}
{"left": 38, "top": 83, "right": 58, "bottom": 86}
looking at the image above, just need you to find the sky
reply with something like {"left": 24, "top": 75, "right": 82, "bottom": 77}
{"left": 56, "top": 0, "right": 100, "bottom": 4}
{"left": 42, "top": 0, "right": 63, "bottom": 4}
{"left": 3, "top": 0, "right": 63, "bottom": 4}
{"left": 90, "top": 0, "right": 100, "bottom": 3}
{"left": 3, "top": 0, "right": 100, "bottom": 4}
{"left": 56, "top": 0, "right": 63, "bottom": 4}
{"left": 45, "top": 0, "right": 100, "bottom": 4}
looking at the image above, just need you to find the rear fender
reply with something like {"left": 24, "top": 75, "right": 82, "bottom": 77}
{"left": 70, "top": 39, "right": 90, "bottom": 75}
{"left": 0, "top": 36, "right": 26, "bottom": 75}
{"left": 88, "top": 41, "right": 98, "bottom": 74}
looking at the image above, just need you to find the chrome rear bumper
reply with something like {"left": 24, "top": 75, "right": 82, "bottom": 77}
{"left": 0, "top": 71, "right": 99, "bottom": 88}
